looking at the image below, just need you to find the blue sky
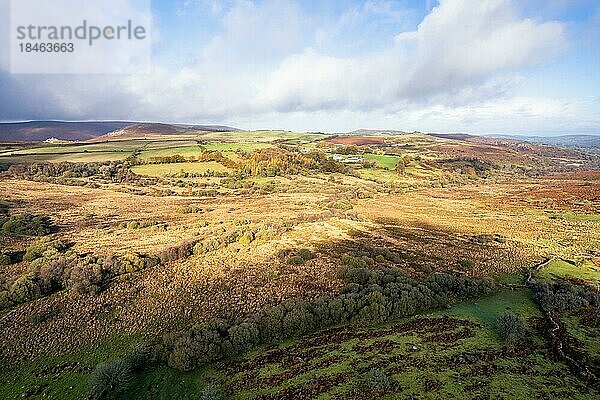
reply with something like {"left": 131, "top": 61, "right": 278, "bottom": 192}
{"left": 0, "top": 0, "right": 599, "bottom": 135}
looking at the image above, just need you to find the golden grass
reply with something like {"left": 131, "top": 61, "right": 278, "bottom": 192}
{"left": 1, "top": 174, "right": 598, "bottom": 363}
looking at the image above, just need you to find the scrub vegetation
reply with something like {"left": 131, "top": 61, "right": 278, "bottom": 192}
{"left": 0, "top": 130, "right": 599, "bottom": 399}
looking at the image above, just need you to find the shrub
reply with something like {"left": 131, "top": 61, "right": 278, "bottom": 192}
{"left": 193, "top": 242, "right": 206, "bottom": 255}
{"left": 9, "top": 273, "right": 41, "bottom": 303}
{"left": 364, "top": 368, "right": 390, "bottom": 391}
{"left": 161, "top": 266, "right": 495, "bottom": 372}
{"left": 121, "top": 252, "right": 154, "bottom": 274}
{"left": 0, "top": 290, "right": 13, "bottom": 309}
{"left": 127, "top": 343, "right": 154, "bottom": 372}
{"left": 236, "top": 231, "right": 254, "bottom": 245}
{"left": 254, "top": 225, "right": 282, "bottom": 242}
{"left": 0, "top": 200, "right": 9, "bottom": 215}
{"left": 228, "top": 322, "right": 259, "bottom": 352}
{"left": 126, "top": 221, "right": 139, "bottom": 230}
{"left": 1, "top": 214, "right": 54, "bottom": 236}
{"left": 333, "top": 200, "right": 353, "bottom": 210}
{"left": 288, "top": 255, "right": 305, "bottom": 265}
{"left": 122, "top": 220, "right": 163, "bottom": 230}
{"left": 341, "top": 254, "right": 373, "bottom": 269}
{"left": 459, "top": 259, "right": 474, "bottom": 270}
{"left": 27, "top": 308, "right": 59, "bottom": 325}
{"left": 297, "top": 248, "right": 315, "bottom": 261}
{"left": 87, "top": 358, "right": 133, "bottom": 400}
{"left": 496, "top": 311, "right": 525, "bottom": 344}
{"left": 177, "top": 205, "right": 203, "bottom": 214}
{"left": 167, "top": 324, "right": 226, "bottom": 371}
{"left": 200, "top": 383, "right": 224, "bottom": 400}
{"left": 0, "top": 253, "right": 11, "bottom": 266}
{"left": 288, "top": 248, "right": 316, "bottom": 265}
{"left": 23, "top": 240, "right": 68, "bottom": 262}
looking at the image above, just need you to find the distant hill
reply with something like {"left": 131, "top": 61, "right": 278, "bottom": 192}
{"left": 486, "top": 134, "right": 600, "bottom": 149}
{"left": 347, "top": 129, "right": 411, "bottom": 136}
{"left": 427, "top": 133, "right": 475, "bottom": 141}
{"left": 0, "top": 121, "right": 242, "bottom": 142}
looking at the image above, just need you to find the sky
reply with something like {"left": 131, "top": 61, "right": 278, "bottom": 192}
{"left": 0, "top": 0, "right": 599, "bottom": 135}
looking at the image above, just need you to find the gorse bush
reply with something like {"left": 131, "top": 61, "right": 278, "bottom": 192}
{"left": 9, "top": 272, "right": 41, "bottom": 304}
{"left": 1, "top": 214, "right": 54, "bottom": 236}
{"left": 23, "top": 240, "right": 68, "bottom": 262}
{"left": 120, "top": 220, "right": 165, "bottom": 230}
{"left": 2, "top": 238, "right": 171, "bottom": 310}
{"left": 289, "top": 248, "right": 316, "bottom": 265}
{"left": 496, "top": 311, "right": 525, "bottom": 344}
{"left": 162, "top": 266, "right": 495, "bottom": 371}
{"left": 87, "top": 358, "right": 133, "bottom": 400}
{"left": 177, "top": 205, "right": 203, "bottom": 214}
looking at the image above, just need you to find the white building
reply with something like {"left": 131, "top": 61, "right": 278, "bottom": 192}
{"left": 343, "top": 156, "right": 364, "bottom": 163}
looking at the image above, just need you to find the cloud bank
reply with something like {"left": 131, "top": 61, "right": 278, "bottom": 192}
{"left": 1, "top": 0, "right": 598, "bottom": 135}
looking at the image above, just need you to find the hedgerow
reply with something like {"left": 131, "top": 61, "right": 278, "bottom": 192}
{"left": 533, "top": 282, "right": 600, "bottom": 311}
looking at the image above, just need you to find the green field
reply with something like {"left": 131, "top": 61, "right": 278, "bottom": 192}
{"left": 538, "top": 259, "right": 600, "bottom": 283}
{"left": 0, "top": 334, "right": 141, "bottom": 400}
{"left": 131, "top": 162, "right": 232, "bottom": 177}
{"left": 0, "top": 140, "right": 190, "bottom": 164}
{"left": 545, "top": 210, "right": 600, "bottom": 222}
{"left": 0, "top": 139, "right": 276, "bottom": 165}
{"left": 562, "top": 311, "right": 600, "bottom": 371}
{"left": 0, "top": 134, "right": 326, "bottom": 166}
{"left": 362, "top": 154, "right": 401, "bottom": 169}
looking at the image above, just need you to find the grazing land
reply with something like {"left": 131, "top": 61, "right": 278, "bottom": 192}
{"left": 0, "top": 126, "right": 599, "bottom": 399}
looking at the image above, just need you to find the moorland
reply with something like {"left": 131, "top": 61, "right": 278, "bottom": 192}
{"left": 0, "top": 123, "right": 598, "bottom": 399}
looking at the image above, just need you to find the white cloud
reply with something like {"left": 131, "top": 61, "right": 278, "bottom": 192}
{"left": 200, "top": 0, "right": 308, "bottom": 65}
{"left": 258, "top": 0, "right": 565, "bottom": 112}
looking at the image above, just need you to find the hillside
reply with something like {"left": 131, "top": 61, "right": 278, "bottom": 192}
{"left": 0, "top": 121, "right": 241, "bottom": 143}
{"left": 488, "top": 134, "right": 600, "bottom": 150}
{"left": 0, "top": 130, "right": 598, "bottom": 399}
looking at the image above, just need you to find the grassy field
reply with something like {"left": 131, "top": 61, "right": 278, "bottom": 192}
{"left": 537, "top": 259, "right": 600, "bottom": 283}
{"left": 0, "top": 152, "right": 130, "bottom": 164}
{"left": 131, "top": 162, "right": 232, "bottom": 177}
{"left": 545, "top": 210, "right": 600, "bottom": 222}
{"left": 362, "top": 154, "right": 401, "bottom": 169}
{"left": 0, "top": 334, "right": 141, "bottom": 400}
{"left": 355, "top": 168, "right": 404, "bottom": 183}
{"left": 562, "top": 311, "right": 600, "bottom": 372}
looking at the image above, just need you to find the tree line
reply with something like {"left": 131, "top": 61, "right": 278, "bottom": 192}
{"left": 159, "top": 265, "right": 495, "bottom": 371}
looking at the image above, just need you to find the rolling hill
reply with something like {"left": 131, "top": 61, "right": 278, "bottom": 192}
{"left": 0, "top": 121, "right": 241, "bottom": 142}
